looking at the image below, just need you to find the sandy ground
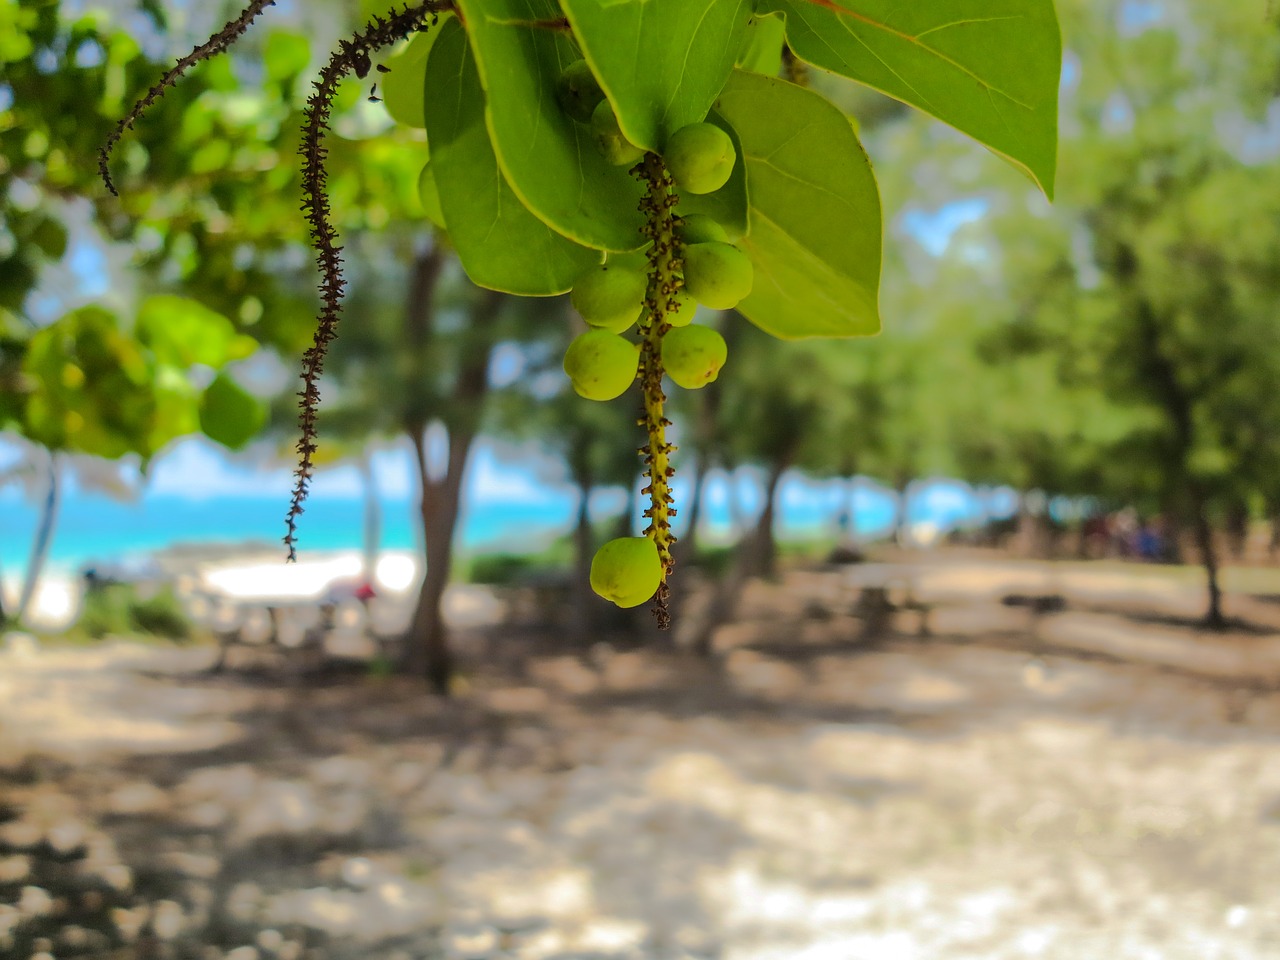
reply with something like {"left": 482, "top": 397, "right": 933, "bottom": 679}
{"left": 3, "top": 555, "right": 1280, "bottom": 959}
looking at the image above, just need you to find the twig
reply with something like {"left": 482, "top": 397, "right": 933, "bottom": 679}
{"left": 98, "top": 0, "right": 279, "bottom": 196}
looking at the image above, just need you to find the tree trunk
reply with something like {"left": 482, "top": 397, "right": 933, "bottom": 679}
{"left": 569, "top": 478, "right": 594, "bottom": 643}
{"left": 894, "top": 476, "right": 912, "bottom": 547}
{"left": 1190, "top": 485, "right": 1225, "bottom": 628}
{"left": 15, "top": 450, "right": 62, "bottom": 626}
{"left": 395, "top": 242, "right": 501, "bottom": 692}
{"left": 357, "top": 450, "right": 382, "bottom": 585}
{"left": 747, "top": 462, "right": 786, "bottom": 579}
{"left": 403, "top": 419, "right": 475, "bottom": 692}
{"left": 842, "top": 475, "right": 861, "bottom": 548}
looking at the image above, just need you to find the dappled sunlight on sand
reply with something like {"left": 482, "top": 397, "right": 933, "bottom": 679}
{"left": 0, "top": 641, "right": 242, "bottom": 762}
{"left": 5, "top": 560, "right": 1280, "bottom": 957}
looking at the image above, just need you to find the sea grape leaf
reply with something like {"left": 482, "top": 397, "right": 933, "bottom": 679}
{"left": 381, "top": 23, "right": 446, "bottom": 129}
{"left": 675, "top": 111, "right": 749, "bottom": 241}
{"left": 136, "top": 294, "right": 255, "bottom": 369}
{"left": 199, "top": 372, "right": 266, "bottom": 450}
{"left": 148, "top": 364, "right": 200, "bottom": 452}
{"left": 22, "top": 306, "right": 156, "bottom": 458}
{"left": 737, "top": 13, "right": 786, "bottom": 75}
{"left": 263, "top": 29, "right": 310, "bottom": 83}
{"left": 714, "top": 70, "right": 881, "bottom": 339}
{"left": 760, "top": 0, "right": 1059, "bottom": 197}
{"left": 454, "top": 0, "right": 645, "bottom": 252}
{"left": 559, "top": 0, "right": 751, "bottom": 152}
{"left": 424, "top": 18, "right": 598, "bottom": 295}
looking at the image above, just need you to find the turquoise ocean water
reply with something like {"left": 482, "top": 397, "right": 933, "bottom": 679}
{"left": 0, "top": 438, "right": 994, "bottom": 578}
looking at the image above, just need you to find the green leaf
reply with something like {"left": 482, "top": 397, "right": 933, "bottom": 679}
{"left": 199, "top": 372, "right": 266, "bottom": 450}
{"left": 148, "top": 364, "right": 201, "bottom": 451}
{"left": 737, "top": 13, "right": 787, "bottom": 75}
{"left": 381, "top": 21, "right": 450, "bottom": 129}
{"left": 714, "top": 70, "right": 881, "bottom": 338}
{"left": 136, "top": 295, "right": 255, "bottom": 369}
{"left": 560, "top": 0, "right": 751, "bottom": 151}
{"left": 31, "top": 218, "right": 68, "bottom": 260}
{"left": 263, "top": 29, "right": 311, "bottom": 83}
{"left": 454, "top": 0, "right": 646, "bottom": 252}
{"left": 760, "top": 0, "right": 1060, "bottom": 197}
{"left": 424, "top": 18, "right": 598, "bottom": 295}
{"left": 22, "top": 306, "right": 158, "bottom": 458}
{"left": 675, "top": 110, "right": 749, "bottom": 241}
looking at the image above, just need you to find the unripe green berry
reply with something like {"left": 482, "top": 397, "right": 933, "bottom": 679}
{"left": 590, "top": 536, "right": 663, "bottom": 608}
{"left": 662, "top": 324, "right": 727, "bottom": 390}
{"left": 557, "top": 59, "right": 605, "bottom": 123}
{"left": 570, "top": 263, "right": 646, "bottom": 333}
{"left": 563, "top": 330, "right": 640, "bottom": 401}
{"left": 665, "top": 122, "right": 735, "bottom": 195}
{"left": 683, "top": 242, "right": 754, "bottom": 310}
{"left": 666, "top": 291, "right": 697, "bottom": 327}
{"left": 676, "top": 214, "right": 730, "bottom": 246}
{"left": 591, "top": 100, "right": 645, "bottom": 167}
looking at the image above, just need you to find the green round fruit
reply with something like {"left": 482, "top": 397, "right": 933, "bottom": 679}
{"left": 571, "top": 263, "right": 647, "bottom": 333}
{"left": 563, "top": 330, "right": 640, "bottom": 401}
{"left": 676, "top": 214, "right": 730, "bottom": 246}
{"left": 683, "top": 242, "right": 753, "bottom": 310}
{"left": 665, "top": 122, "right": 735, "bottom": 195}
{"left": 591, "top": 100, "right": 645, "bottom": 167}
{"left": 556, "top": 59, "right": 606, "bottom": 123}
{"left": 417, "top": 162, "right": 444, "bottom": 228}
{"left": 590, "top": 536, "right": 663, "bottom": 608}
{"left": 662, "top": 324, "right": 727, "bottom": 390}
{"left": 665, "top": 291, "right": 697, "bottom": 327}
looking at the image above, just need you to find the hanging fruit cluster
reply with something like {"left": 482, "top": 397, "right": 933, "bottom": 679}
{"left": 100, "top": 0, "right": 1063, "bottom": 625}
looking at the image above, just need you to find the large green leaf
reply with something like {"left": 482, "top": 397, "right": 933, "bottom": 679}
{"left": 136, "top": 295, "right": 255, "bottom": 369}
{"left": 22, "top": 306, "right": 160, "bottom": 458}
{"left": 424, "top": 19, "right": 598, "bottom": 295}
{"left": 199, "top": 372, "right": 266, "bottom": 450}
{"left": 676, "top": 110, "right": 749, "bottom": 241}
{"left": 455, "top": 0, "right": 646, "bottom": 252}
{"left": 559, "top": 0, "right": 751, "bottom": 152}
{"left": 760, "top": 0, "right": 1060, "bottom": 197}
{"left": 714, "top": 70, "right": 881, "bottom": 339}
{"left": 382, "top": 19, "right": 452, "bottom": 130}
{"left": 737, "top": 13, "right": 787, "bottom": 76}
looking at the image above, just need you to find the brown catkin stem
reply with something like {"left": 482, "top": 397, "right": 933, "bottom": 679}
{"left": 635, "top": 152, "right": 681, "bottom": 628}
{"left": 98, "top": 0, "right": 280, "bottom": 195}
{"left": 285, "top": 1, "right": 448, "bottom": 561}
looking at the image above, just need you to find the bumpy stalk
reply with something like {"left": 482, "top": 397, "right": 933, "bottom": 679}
{"left": 635, "top": 152, "right": 682, "bottom": 628}
{"left": 286, "top": 1, "right": 447, "bottom": 560}
{"left": 98, "top": 0, "right": 280, "bottom": 196}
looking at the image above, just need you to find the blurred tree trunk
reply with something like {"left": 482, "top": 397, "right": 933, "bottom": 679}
{"left": 1269, "top": 501, "right": 1280, "bottom": 560}
{"left": 1128, "top": 282, "right": 1222, "bottom": 627}
{"left": 15, "top": 450, "right": 61, "bottom": 626}
{"left": 395, "top": 242, "right": 503, "bottom": 691}
{"left": 404, "top": 412, "right": 477, "bottom": 692}
{"left": 357, "top": 450, "right": 381, "bottom": 585}
{"left": 748, "top": 460, "right": 787, "bottom": 579}
{"left": 1190, "top": 483, "right": 1225, "bottom": 629}
{"left": 570, "top": 474, "right": 595, "bottom": 643}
